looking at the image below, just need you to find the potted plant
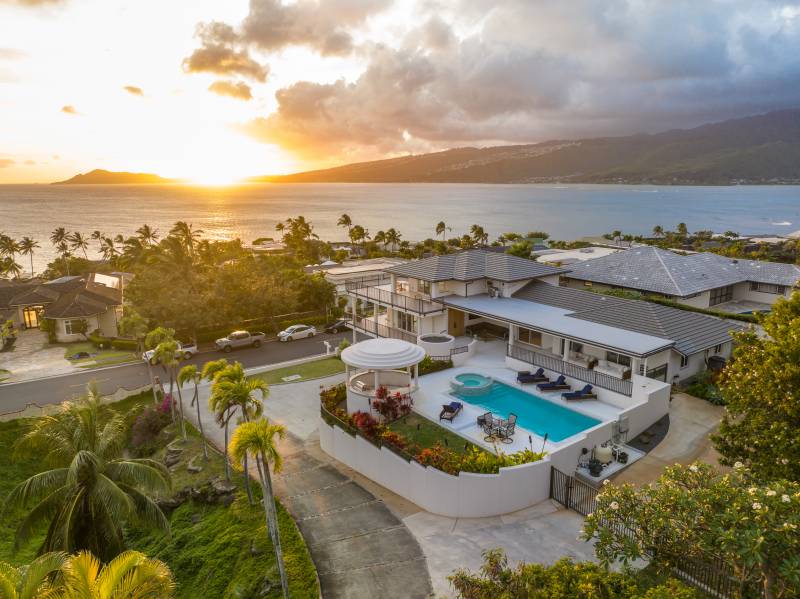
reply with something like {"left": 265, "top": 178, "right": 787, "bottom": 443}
{"left": 588, "top": 458, "right": 603, "bottom": 477}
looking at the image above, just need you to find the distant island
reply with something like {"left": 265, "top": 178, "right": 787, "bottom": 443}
{"left": 52, "top": 169, "right": 178, "bottom": 185}
{"left": 253, "top": 109, "right": 800, "bottom": 185}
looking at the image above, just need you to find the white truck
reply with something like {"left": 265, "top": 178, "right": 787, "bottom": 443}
{"left": 215, "top": 330, "right": 266, "bottom": 353}
{"left": 142, "top": 341, "right": 198, "bottom": 365}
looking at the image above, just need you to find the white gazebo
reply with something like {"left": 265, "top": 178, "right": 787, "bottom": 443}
{"left": 340, "top": 338, "right": 427, "bottom": 414}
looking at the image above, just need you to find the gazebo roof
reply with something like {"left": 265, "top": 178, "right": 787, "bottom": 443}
{"left": 340, "top": 338, "right": 426, "bottom": 370}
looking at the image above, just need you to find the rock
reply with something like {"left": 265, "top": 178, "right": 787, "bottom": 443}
{"left": 164, "top": 445, "right": 184, "bottom": 468}
{"left": 211, "top": 477, "right": 237, "bottom": 495}
{"left": 187, "top": 454, "right": 203, "bottom": 474}
{"left": 218, "top": 493, "right": 235, "bottom": 507}
{"left": 191, "top": 513, "right": 201, "bottom": 524}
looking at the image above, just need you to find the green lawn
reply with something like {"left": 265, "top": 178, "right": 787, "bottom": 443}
{"left": 0, "top": 369, "right": 9, "bottom": 382}
{"left": 0, "top": 391, "right": 319, "bottom": 598}
{"left": 252, "top": 356, "right": 345, "bottom": 385}
{"left": 60, "top": 341, "right": 137, "bottom": 368}
{"left": 388, "top": 412, "right": 485, "bottom": 456}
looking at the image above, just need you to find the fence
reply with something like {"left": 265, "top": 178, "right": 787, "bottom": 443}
{"left": 507, "top": 344, "right": 633, "bottom": 396}
{"left": 352, "top": 317, "right": 419, "bottom": 344}
{"left": 549, "top": 467, "right": 758, "bottom": 599}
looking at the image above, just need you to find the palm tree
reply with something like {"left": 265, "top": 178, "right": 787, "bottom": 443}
{"left": 373, "top": 230, "right": 387, "bottom": 250}
{"left": 90, "top": 230, "right": 105, "bottom": 242}
{"left": 68, "top": 231, "right": 89, "bottom": 259}
{"left": 385, "top": 228, "right": 402, "bottom": 252}
{"left": 229, "top": 419, "right": 289, "bottom": 599}
{"left": 152, "top": 340, "right": 184, "bottom": 436}
{"left": 49, "top": 227, "right": 67, "bottom": 248}
{"left": 677, "top": 222, "right": 689, "bottom": 239}
{"left": 136, "top": 224, "right": 159, "bottom": 247}
{"left": 435, "top": 221, "right": 447, "bottom": 241}
{"left": 17, "top": 237, "right": 39, "bottom": 278}
{"left": 202, "top": 359, "right": 231, "bottom": 479}
{"left": 98, "top": 237, "right": 119, "bottom": 262}
{"left": 0, "top": 234, "right": 20, "bottom": 262}
{"left": 1, "top": 257, "right": 23, "bottom": 279}
{"left": 652, "top": 225, "right": 664, "bottom": 238}
{"left": 349, "top": 225, "right": 368, "bottom": 253}
{"left": 470, "top": 225, "right": 488, "bottom": 247}
{"left": 3, "top": 384, "right": 170, "bottom": 561}
{"left": 55, "top": 241, "right": 72, "bottom": 275}
{"left": 57, "top": 550, "right": 175, "bottom": 597}
{"left": 178, "top": 364, "right": 208, "bottom": 461}
{"left": 169, "top": 221, "right": 203, "bottom": 256}
{"left": 337, "top": 213, "right": 352, "bottom": 240}
{"left": 0, "top": 551, "right": 65, "bottom": 598}
{"left": 611, "top": 229, "right": 622, "bottom": 244}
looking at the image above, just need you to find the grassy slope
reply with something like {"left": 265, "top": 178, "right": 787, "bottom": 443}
{"left": 0, "top": 392, "right": 319, "bottom": 598}
{"left": 251, "top": 356, "right": 344, "bottom": 385}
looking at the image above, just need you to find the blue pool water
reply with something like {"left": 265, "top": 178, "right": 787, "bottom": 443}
{"left": 455, "top": 373, "right": 491, "bottom": 387}
{"left": 451, "top": 380, "right": 602, "bottom": 442}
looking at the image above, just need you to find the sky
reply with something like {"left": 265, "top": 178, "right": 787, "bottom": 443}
{"left": 1, "top": 0, "right": 800, "bottom": 184}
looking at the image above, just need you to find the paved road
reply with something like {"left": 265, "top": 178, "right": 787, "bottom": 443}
{"left": 0, "top": 331, "right": 358, "bottom": 412}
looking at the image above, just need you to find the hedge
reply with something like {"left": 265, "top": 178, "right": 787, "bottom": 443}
{"left": 87, "top": 332, "right": 138, "bottom": 351}
{"left": 277, "top": 314, "right": 330, "bottom": 331}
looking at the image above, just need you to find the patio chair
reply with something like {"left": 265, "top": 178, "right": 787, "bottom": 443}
{"left": 562, "top": 384, "right": 597, "bottom": 401}
{"left": 496, "top": 413, "right": 517, "bottom": 443}
{"left": 481, "top": 413, "right": 497, "bottom": 439}
{"left": 517, "top": 368, "right": 547, "bottom": 384}
{"left": 439, "top": 401, "right": 463, "bottom": 422}
{"left": 537, "top": 375, "right": 570, "bottom": 391}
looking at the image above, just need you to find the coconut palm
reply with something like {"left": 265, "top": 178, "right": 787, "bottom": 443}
{"left": 178, "top": 364, "right": 208, "bottom": 460}
{"left": 98, "top": 237, "right": 119, "bottom": 262}
{"left": 136, "top": 224, "right": 159, "bottom": 247}
{"left": 1, "top": 257, "right": 23, "bottom": 279}
{"left": 349, "top": 225, "right": 368, "bottom": 253}
{"left": 470, "top": 225, "right": 488, "bottom": 247}
{"left": 435, "top": 221, "right": 447, "bottom": 241}
{"left": 229, "top": 419, "right": 289, "bottom": 599}
{"left": 17, "top": 237, "right": 39, "bottom": 278}
{"left": 337, "top": 213, "right": 352, "bottom": 239}
{"left": 169, "top": 221, "right": 203, "bottom": 255}
{"left": 67, "top": 232, "right": 89, "bottom": 259}
{"left": 385, "top": 228, "right": 402, "bottom": 252}
{"left": 0, "top": 551, "right": 65, "bottom": 598}
{"left": 56, "top": 550, "right": 175, "bottom": 597}
{"left": 90, "top": 230, "right": 105, "bottom": 241}
{"left": 652, "top": 225, "right": 664, "bottom": 238}
{"left": 677, "top": 222, "right": 689, "bottom": 239}
{"left": 373, "top": 230, "right": 387, "bottom": 250}
{"left": 49, "top": 227, "right": 67, "bottom": 248}
{"left": 151, "top": 340, "right": 184, "bottom": 436}
{"left": 202, "top": 359, "right": 232, "bottom": 479}
{"left": 54, "top": 241, "right": 72, "bottom": 275}
{"left": 3, "top": 384, "right": 170, "bottom": 561}
{"left": 0, "top": 234, "right": 20, "bottom": 262}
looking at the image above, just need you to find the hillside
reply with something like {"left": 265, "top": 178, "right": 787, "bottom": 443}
{"left": 53, "top": 169, "right": 177, "bottom": 184}
{"left": 255, "top": 109, "right": 800, "bottom": 185}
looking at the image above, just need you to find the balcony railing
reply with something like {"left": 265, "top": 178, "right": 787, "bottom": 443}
{"left": 507, "top": 344, "right": 633, "bottom": 396}
{"left": 345, "top": 280, "right": 445, "bottom": 315}
{"left": 352, "top": 317, "right": 419, "bottom": 344}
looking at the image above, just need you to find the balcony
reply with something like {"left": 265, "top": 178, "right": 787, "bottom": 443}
{"left": 507, "top": 343, "right": 634, "bottom": 396}
{"left": 345, "top": 280, "right": 446, "bottom": 315}
{"left": 352, "top": 316, "right": 419, "bottom": 344}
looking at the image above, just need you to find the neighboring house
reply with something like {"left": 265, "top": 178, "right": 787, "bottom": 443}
{"left": 562, "top": 246, "right": 800, "bottom": 313}
{"left": 533, "top": 246, "right": 621, "bottom": 266}
{"left": 0, "top": 273, "right": 126, "bottom": 342}
{"left": 312, "top": 257, "right": 408, "bottom": 296}
{"left": 347, "top": 249, "right": 740, "bottom": 386}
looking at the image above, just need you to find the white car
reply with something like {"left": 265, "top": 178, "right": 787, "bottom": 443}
{"left": 143, "top": 341, "right": 198, "bottom": 365}
{"left": 277, "top": 324, "right": 317, "bottom": 342}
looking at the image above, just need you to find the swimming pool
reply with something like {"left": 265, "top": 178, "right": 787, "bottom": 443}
{"left": 450, "top": 380, "right": 602, "bottom": 442}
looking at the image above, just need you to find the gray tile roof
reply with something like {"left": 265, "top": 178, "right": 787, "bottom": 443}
{"left": 384, "top": 249, "right": 567, "bottom": 282}
{"left": 565, "top": 246, "right": 800, "bottom": 296}
{"left": 513, "top": 281, "right": 743, "bottom": 355}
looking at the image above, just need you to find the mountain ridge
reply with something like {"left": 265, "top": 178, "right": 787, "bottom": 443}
{"left": 251, "top": 109, "right": 800, "bottom": 185}
{"left": 52, "top": 169, "right": 178, "bottom": 185}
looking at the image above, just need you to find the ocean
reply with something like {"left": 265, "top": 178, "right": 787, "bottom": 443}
{"left": 1, "top": 182, "right": 799, "bottom": 273}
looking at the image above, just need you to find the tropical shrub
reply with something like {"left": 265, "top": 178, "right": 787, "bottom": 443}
{"left": 131, "top": 404, "right": 172, "bottom": 456}
{"left": 39, "top": 318, "right": 56, "bottom": 343}
{"left": 351, "top": 411, "right": 381, "bottom": 439}
{"left": 583, "top": 462, "right": 800, "bottom": 598}
{"left": 418, "top": 356, "right": 453, "bottom": 376}
{"left": 682, "top": 371, "right": 724, "bottom": 405}
{"left": 372, "top": 391, "right": 412, "bottom": 422}
{"left": 379, "top": 430, "right": 408, "bottom": 451}
{"left": 449, "top": 550, "right": 697, "bottom": 599}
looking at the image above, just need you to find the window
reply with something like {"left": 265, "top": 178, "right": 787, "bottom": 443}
{"left": 713, "top": 344, "right": 723, "bottom": 354}
{"left": 396, "top": 311, "right": 416, "bottom": 333}
{"left": 517, "top": 327, "right": 542, "bottom": 347}
{"left": 605, "top": 351, "right": 632, "bottom": 368}
{"left": 417, "top": 279, "right": 431, "bottom": 295}
{"left": 64, "top": 319, "right": 83, "bottom": 335}
{"left": 749, "top": 282, "right": 787, "bottom": 295}
{"left": 679, "top": 354, "right": 689, "bottom": 369}
{"left": 709, "top": 285, "right": 734, "bottom": 306}
{"left": 583, "top": 281, "right": 593, "bottom": 287}
{"left": 569, "top": 341, "right": 584, "bottom": 353}
{"left": 437, "top": 281, "right": 450, "bottom": 294}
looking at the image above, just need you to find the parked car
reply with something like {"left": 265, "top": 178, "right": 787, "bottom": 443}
{"left": 215, "top": 330, "right": 266, "bottom": 353}
{"left": 277, "top": 324, "right": 317, "bottom": 342}
{"left": 142, "top": 341, "right": 198, "bottom": 365}
{"left": 323, "top": 319, "right": 348, "bottom": 334}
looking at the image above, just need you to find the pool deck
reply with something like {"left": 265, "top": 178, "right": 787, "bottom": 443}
{"left": 413, "top": 341, "right": 624, "bottom": 454}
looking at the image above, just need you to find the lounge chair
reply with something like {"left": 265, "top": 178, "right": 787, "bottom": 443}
{"left": 562, "top": 384, "right": 597, "bottom": 401}
{"left": 439, "top": 401, "right": 463, "bottom": 422}
{"left": 537, "top": 375, "right": 570, "bottom": 391}
{"left": 517, "top": 368, "right": 548, "bottom": 384}
{"left": 496, "top": 413, "right": 517, "bottom": 443}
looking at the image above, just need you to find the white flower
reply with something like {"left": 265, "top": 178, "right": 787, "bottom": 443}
{"left": 780, "top": 458, "right": 789, "bottom": 465}
{"left": 610, "top": 501, "right": 620, "bottom": 510}
{"left": 734, "top": 461, "right": 744, "bottom": 469}
{"left": 689, "top": 465, "right": 698, "bottom": 472}
{"left": 603, "top": 479, "right": 611, "bottom": 486}
{"left": 782, "top": 495, "right": 791, "bottom": 503}
{"left": 766, "top": 490, "right": 776, "bottom": 497}
{"left": 748, "top": 487, "right": 758, "bottom": 495}
{"left": 752, "top": 502, "right": 762, "bottom": 510}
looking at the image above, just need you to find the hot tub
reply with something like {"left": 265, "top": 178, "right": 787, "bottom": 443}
{"left": 417, "top": 333, "right": 455, "bottom": 356}
{"left": 449, "top": 372, "right": 493, "bottom": 396}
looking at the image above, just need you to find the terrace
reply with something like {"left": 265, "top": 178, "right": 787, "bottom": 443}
{"left": 345, "top": 279, "right": 446, "bottom": 315}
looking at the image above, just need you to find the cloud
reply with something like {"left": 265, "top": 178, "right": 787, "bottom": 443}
{"left": 123, "top": 85, "right": 143, "bottom": 96}
{"left": 60, "top": 105, "right": 77, "bottom": 115}
{"left": 243, "top": 0, "right": 800, "bottom": 160}
{"left": 0, "top": 159, "right": 14, "bottom": 168}
{"left": 0, "top": 0, "right": 64, "bottom": 5}
{"left": 183, "top": 21, "right": 268, "bottom": 82}
{"left": 208, "top": 80, "right": 253, "bottom": 101}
